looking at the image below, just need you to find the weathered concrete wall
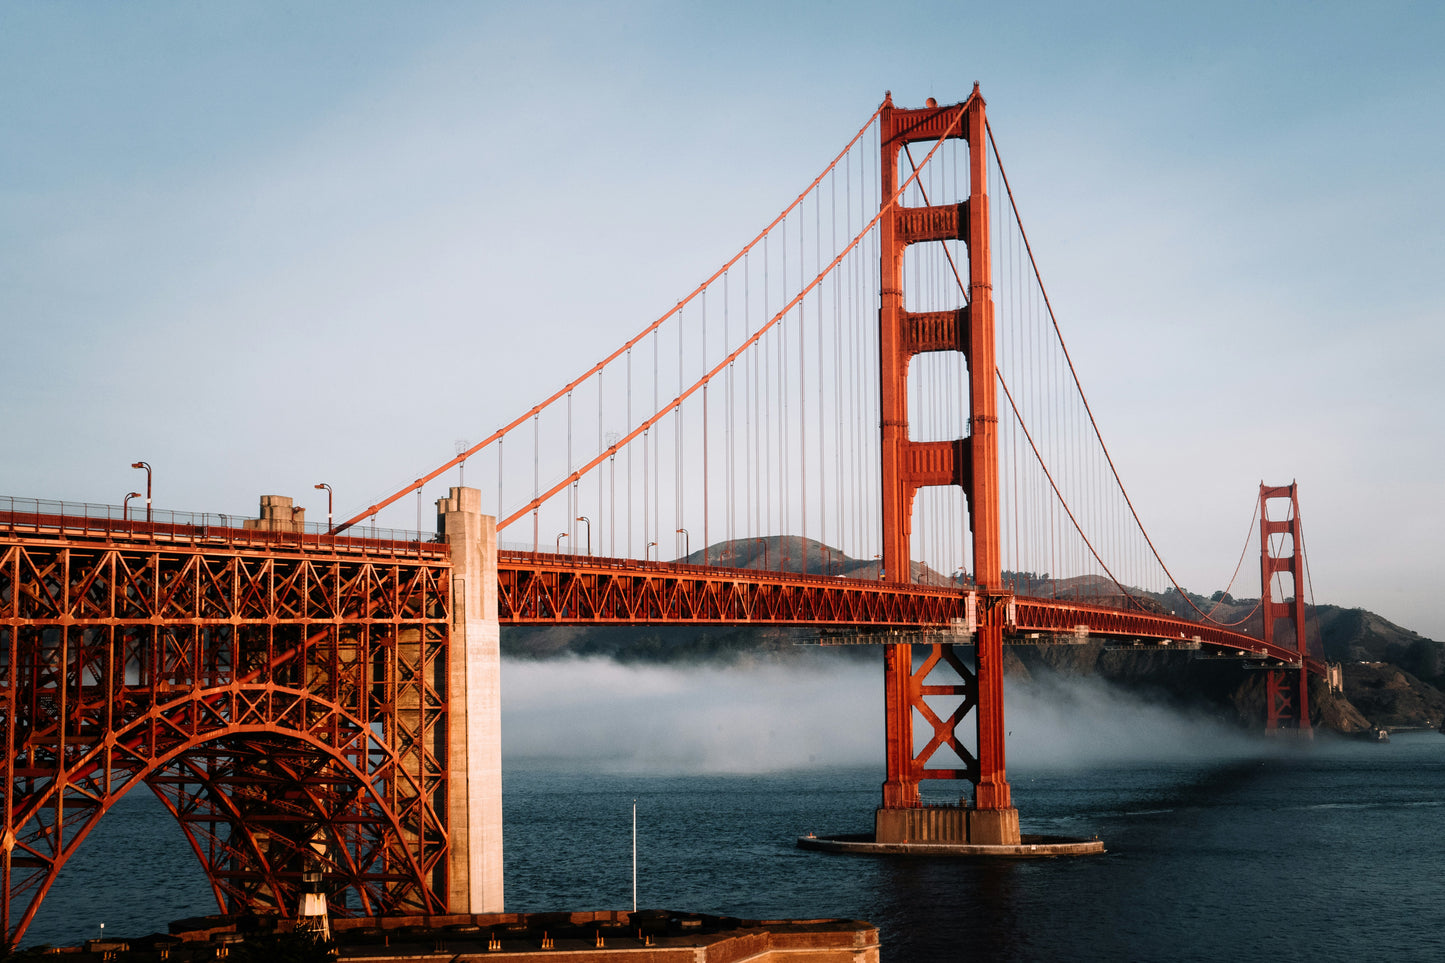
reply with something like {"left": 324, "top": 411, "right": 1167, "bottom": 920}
{"left": 436, "top": 487, "right": 504, "bottom": 913}
{"left": 241, "top": 494, "right": 306, "bottom": 532}
{"left": 321, "top": 911, "right": 880, "bottom": 962}
{"left": 875, "top": 806, "right": 967, "bottom": 844}
{"left": 875, "top": 805, "right": 1020, "bottom": 845}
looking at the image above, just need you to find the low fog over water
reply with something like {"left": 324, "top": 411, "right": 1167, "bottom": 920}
{"left": 500, "top": 652, "right": 1268, "bottom": 776}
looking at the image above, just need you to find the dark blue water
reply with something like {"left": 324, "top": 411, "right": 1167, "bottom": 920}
{"left": 504, "top": 735, "right": 1445, "bottom": 961}
{"left": 22, "top": 734, "right": 1445, "bottom": 960}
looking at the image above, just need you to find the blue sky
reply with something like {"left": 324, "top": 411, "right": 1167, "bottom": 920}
{"left": 3, "top": 2, "right": 1443, "bottom": 635}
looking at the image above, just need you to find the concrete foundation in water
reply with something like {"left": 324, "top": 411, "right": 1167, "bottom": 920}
{"left": 798, "top": 832, "right": 1105, "bottom": 857}
{"left": 800, "top": 806, "right": 1104, "bottom": 857}
{"left": 800, "top": 831, "right": 1105, "bottom": 857}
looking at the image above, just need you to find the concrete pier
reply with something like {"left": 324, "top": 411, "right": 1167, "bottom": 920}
{"left": 874, "top": 805, "right": 1019, "bottom": 846}
{"left": 800, "top": 831, "right": 1104, "bottom": 858}
{"left": 800, "top": 805, "right": 1100, "bottom": 857}
{"left": 436, "top": 487, "right": 504, "bottom": 912}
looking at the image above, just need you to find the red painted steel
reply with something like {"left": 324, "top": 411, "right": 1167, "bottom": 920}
{"left": 0, "top": 518, "right": 451, "bottom": 946}
{"left": 875, "top": 87, "right": 1012, "bottom": 812}
{"left": 497, "top": 554, "right": 1310, "bottom": 662}
{"left": 1260, "top": 483, "right": 1312, "bottom": 731}
{"left": 497, "top": 552, "right": 970, "bottom": 626}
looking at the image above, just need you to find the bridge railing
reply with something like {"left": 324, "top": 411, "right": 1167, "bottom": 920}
{"left": 0, "top": 495, "right": 448, "bottom": 559}
{"left": 497, "top": 546, "right": 972, "bottom": 592}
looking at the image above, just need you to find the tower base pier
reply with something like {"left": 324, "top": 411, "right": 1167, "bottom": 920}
{"left": 801, "top": 827, "right": 1103, "bottom": 858}
{"left": 873, "top": 806, "right": 1021, "bottom": 845}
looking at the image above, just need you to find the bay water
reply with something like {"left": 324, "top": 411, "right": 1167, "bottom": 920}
{"left": 18, "top": 656, "right": 1445, "bottom": 960}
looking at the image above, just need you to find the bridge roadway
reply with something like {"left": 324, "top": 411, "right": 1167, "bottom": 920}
{"left": 496, "top": 550, "right": 1321, "bottom": 672}
{"left": 0, "top": 504, "right": 1309, "bottom": 664}
{"left": 0, "top": 499, "right": 1318, "bottom": 671}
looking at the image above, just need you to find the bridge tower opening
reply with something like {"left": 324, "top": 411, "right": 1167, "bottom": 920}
{"left": 876, "top": 86, "right": 1019, "bottom": 845}
{"left": 1259, "top": 483, "right": 1313, "bottom": 736}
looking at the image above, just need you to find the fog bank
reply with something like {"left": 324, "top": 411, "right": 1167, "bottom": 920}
{"left": 501, "top": 654, "right": 1271, "bottom": 775}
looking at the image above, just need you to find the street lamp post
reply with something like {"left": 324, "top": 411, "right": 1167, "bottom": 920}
{"left": 124, "top": 492, "right": 142, "bottom": 522}
{"left": 556, "top": 532, "right": 568, "bottom": 555}
{"left": 753, "top": 538, "right": 769, "bottom": 571}
{"left": 314, "top": 483, "right": 333, "bottom": 531}
{"left": 130, "top": 461, "right": 152, "bottom": 522}
{"left": 646, "top": 540, "right": 657, "bottom": 561}
{"left": 576, "top": 516, "right": 591, "bottom": 556}
{"left": 676, "top": 527, "right": 689, "bottom": 561}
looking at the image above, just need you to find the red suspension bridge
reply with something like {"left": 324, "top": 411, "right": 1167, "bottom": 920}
{"left": 1, "top": 87, "right": 1326, "bottom": 944}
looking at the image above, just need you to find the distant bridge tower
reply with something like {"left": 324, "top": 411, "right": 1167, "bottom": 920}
{"left": 876, "top": 86, "right": 1019, "bottom": 845}
{"left": 1260, "top": 483, "right": 1312, "bottom": 735}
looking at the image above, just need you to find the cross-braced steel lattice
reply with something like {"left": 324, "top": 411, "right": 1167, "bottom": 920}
{"left": 0, "top": 522, "right": 450, "bottom": 946}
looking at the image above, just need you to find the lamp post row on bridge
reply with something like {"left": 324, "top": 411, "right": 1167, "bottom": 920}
{"left": 130, "top": 461, "right": 151, "bottom": 523}
{"left": 120, "top": 468, "right": 335, "bottom": 535}
{"left": 315, "top": 483, "right": 333, "bottom": 531}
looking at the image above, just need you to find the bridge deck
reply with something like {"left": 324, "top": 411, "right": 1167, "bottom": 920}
{"left": 495, "top": 552, "right": 1318, "bottom": 670}
{"left": 1, "top": 506, "right": 447, "bottom": 560}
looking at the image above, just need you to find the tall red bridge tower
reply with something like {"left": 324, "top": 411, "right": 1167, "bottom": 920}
{"left": 876, "top": 87, "right": 1019, "bottom": 845}
{"left": 1260, "top": 483, "right": 1312, "bottom": 735}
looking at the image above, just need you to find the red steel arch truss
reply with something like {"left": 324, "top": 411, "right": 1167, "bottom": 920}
{"left": 497, "top": 554, "right": 1314, "bottom": 671}
{"left": 497, "top": 553, "right": 969, "bottom": 625}
{"left": 0, "top": 526, "right": 451, "bottom": 945}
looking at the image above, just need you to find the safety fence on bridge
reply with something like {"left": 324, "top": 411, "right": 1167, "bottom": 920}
{"left": 0, "top": 496, "right": 444, "bottom": 559}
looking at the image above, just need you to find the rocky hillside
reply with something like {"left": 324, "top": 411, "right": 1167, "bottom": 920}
{"left": 1149, "top": 586, "right": 1445, "bottom": 729}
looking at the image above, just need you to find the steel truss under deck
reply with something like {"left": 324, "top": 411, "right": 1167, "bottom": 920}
{"left": 0, "top": 522, "right": 451, "bottom": 945}
{"left": 497, "top": 552, "right": 1309, "bottom": 664}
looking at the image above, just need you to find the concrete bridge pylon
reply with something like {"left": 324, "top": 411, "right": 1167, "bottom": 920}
{"left": 436, "top": 487, "right": 504, "bottom": 912}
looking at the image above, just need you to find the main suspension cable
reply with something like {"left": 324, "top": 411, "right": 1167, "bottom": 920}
{"left": 333, "top": 100, "right": 893, "bottom": 534}
{"left": 986, "top": 118, "right": 1251, "bottom": 624}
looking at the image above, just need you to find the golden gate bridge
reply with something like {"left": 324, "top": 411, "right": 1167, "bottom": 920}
{"left": 0, "top": 87, "right": 1324, "bottom": 945}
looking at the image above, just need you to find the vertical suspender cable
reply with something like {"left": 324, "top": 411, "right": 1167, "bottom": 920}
{"left": 800, "top": 194, "right": 809, "bottom": 566}
{"left": 627, "top": 348, "right": 633, "bottom": 557}
{"left": 726, "top": 272, "right": 734, "bottom": 545}
{"left": 831, "top": 166, "right": 844, "bottom": 566}
{"left": 677, "top": 305, "right": 684, "bottom": 557}
{"left": 780, "top": 219, "right": 790, "bottom": 551}
{"left": 653, "top": 329, "right": 659, "bottom": 555}
{"left": 532, "top": 413, "right": 539, "bottom": 552}
{"left": 567, "top": 390, "right": 574, "bottom": 547}
{"left": 764, "top": 236, "right": 772, "bottom": 544}
{"left": 703, "top": 291, "right": 710, "bottom": 562}
{"left": 599, "top": 370, "right": 604, "bottom": 554}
